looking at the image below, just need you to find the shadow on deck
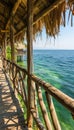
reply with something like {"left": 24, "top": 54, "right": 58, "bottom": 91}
{"left": 0, "top": 58, "right": 27, "bottom": 130}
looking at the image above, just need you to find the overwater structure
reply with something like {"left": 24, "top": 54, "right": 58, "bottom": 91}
{"left": 0, "top": 0, "right": 74, "bottom": 129}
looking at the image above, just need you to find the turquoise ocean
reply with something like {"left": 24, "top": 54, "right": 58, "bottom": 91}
{"left": 21, "top": 50, "right": 74, "bottom": 130}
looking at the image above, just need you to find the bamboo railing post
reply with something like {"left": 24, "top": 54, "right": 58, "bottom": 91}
{"left": 36, "top": 84, "right": 52, "bottom": 130}
{"left": 27, "top": 0, "right": 35, "bottom": 128}
{"left": 19, "top": 71, "right": 28, "bottom": 106}
{"left": 45, "top": 92, "right": 61, "bottom": 130}
{"left": 13, "top": 65, "right": 17, "bottom": 92}
{"left": 31, "top": 109, "right": 46, "bottom": 130}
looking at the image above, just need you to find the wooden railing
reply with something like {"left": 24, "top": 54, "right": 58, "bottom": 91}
{"left": 3, "top": 58, "right": 74, "bottom": 130}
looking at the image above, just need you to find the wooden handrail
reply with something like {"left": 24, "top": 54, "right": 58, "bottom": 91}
{"left": 4, "top": 58, "right": 28, "bottom": 74}
{"left": 4, "top": 58, "right": 74, "bottom": 114}
{"left": 3, "top": 58, "right": 74, "bottom": 129}
{"left": 31, "top": 75, "right": 74, "bottom": 114}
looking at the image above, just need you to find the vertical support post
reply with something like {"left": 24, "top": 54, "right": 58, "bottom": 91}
{"left": 10, "top": 15, "right": 16, "bottom": 62}
{"left": 27, "top": 0, "right": 34, "bottom": 128}
{"left": 4, "top": 34, "right": 7, "bottom": 59}
{"left": 3, "top": 34, "right": 7, "bottom": 58}
{"left": 2, "top": 34, "right": 7, "bottom": 68}
{"left": 2, "top": 42, "right": 4, "bottom": 58}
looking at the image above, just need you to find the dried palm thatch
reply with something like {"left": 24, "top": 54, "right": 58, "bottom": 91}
{"left": 68, "top": 0, "right": 74, "bottom": 16}
{"left": 33, "top": 1, "right": 66, "bottom": 38}
{"left": 0, "top": 0, "right": 74, "bottom": 43}
{"left": 67, "top": 0, "right": 74, "bottom": 26}
{"left": 68, "top": 0, "right": 74, "bottom": 5}
{"left": 14, "top": 30, "right": 25, "bottom": 42}
{"left": 43, "top": 2, "right": 65, "bottom": 36}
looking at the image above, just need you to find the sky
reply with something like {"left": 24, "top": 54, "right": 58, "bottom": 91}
{"left": 33, "top": 19, "right": 74, "bottom": 50}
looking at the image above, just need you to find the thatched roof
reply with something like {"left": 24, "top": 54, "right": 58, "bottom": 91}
{"left": 0, "top": 0, "right": 74, "bottom": 44}
{"left": 15, "top": 42, "right": 26, "bottom": 50}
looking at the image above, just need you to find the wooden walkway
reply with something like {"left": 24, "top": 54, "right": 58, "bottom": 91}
{"left": 0, "top": 56, "right": 27, "bottom": 130}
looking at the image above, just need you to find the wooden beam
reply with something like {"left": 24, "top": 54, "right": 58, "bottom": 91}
{"left": 17, "top": 0, "right": 45, "bottom": 27}
{"left": 6, "top": 0, "right": 22, "bottom": 29}
{"left": 0, "top": 12, "right": 8, "bottom": 21}
{"left": 0, "top": 30, "right": 9, "bottom": 33}
{"left": 15, "top": 0, "right": 65, "bottom": 37}
{"left": 17, "top": 13, "right": 27, "bottom": 25}
{"left": 21, "top": 0, "right": 27, "bottom": 7}
{"left": 0, "top": 0, "right": 11, "bottom": 7}
{"left": 34, "top": 0, "right": 65, "bottom": 23}
{"left": 4, "top": 0, "right": 22, "bottom": 46}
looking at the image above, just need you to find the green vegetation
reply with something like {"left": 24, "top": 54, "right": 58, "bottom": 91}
{"left": 17, "top": 60, "right": 27, "bottom": 70}
{"left": 6, "top": 45, "right": 11, "bottom": 60}
{"left": 17, "top": 61, "right": 26, "bottom": 67}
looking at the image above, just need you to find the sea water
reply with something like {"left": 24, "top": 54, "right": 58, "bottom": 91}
{"left": 22, "top": 50, "right": 74, "bottom": 130}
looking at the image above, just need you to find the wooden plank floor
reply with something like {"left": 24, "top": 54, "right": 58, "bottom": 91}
{"left": 0, "top": 56, "right": 27, "bottom": 130}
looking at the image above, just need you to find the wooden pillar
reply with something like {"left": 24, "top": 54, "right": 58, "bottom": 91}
{"left": 4, "top": 34, "right": 7, "bottom": 59}
{"left": 2, "top": 34, "right": 7, "bottom": 68}
{"left": 10, "top": 15, "right": 16, "bottom": 62}
{"left": 27, "top": 0, "right": 34, "bottom": 128}
{"left": 2, "top": 34, "right": 7, "bottom": 58}
{"left": 2, "top": 42, "right": 4, "bottom": 58}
